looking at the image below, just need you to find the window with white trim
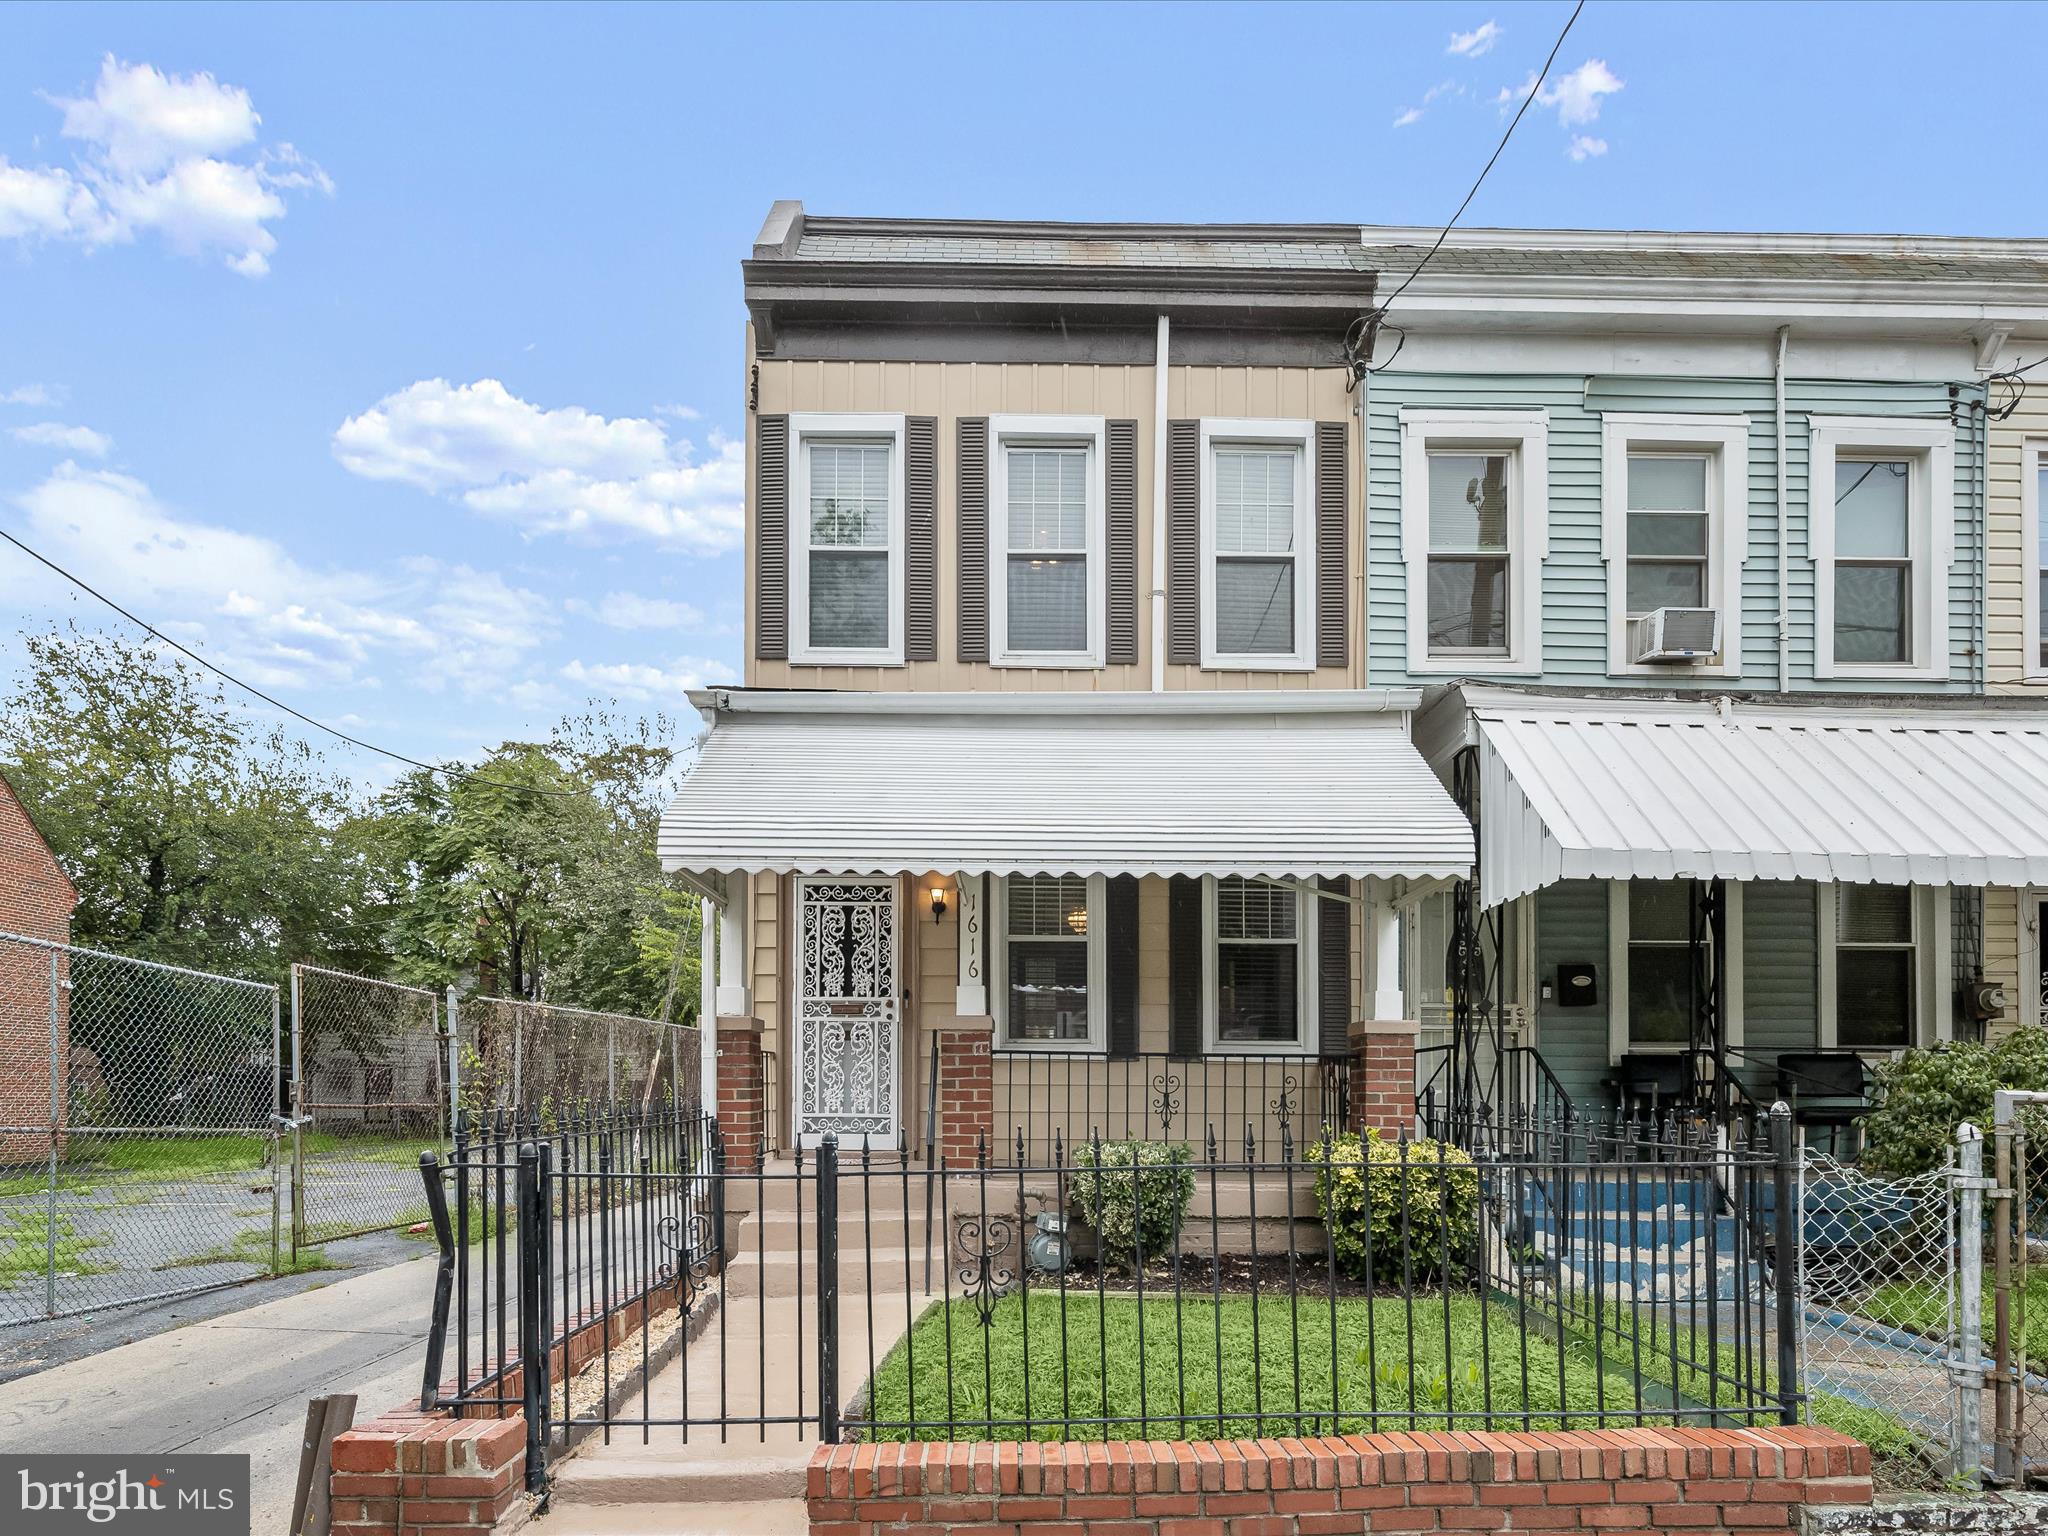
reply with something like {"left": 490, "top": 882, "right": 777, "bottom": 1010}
{"left": 1810, "top": 417, "right": 1954, "bottom": 681}
{"left": 1400, "top": 410, "right": 1549, "bottom": 674}
{"left": 2024, "top": 445, "right": 2048, "bottom": 680}
{"left": 1626, "top": 882, "right": 1695, "bottom": 1047}
{"left": 789, "top": 413, "right": 905, "bottom": 664}
{"left": 1200, "top": 419, "right": 1315, "bottom": 669}
{"left": 1836, "top": 885, "right": 1915, "bottom": 1050}
{"left": 1600, "top": 415, "right": 1749, "bottom": 677}
{"left": 989, "top": 416, "right": 1106, "bottom": 666}
{"left": 1204, "top": 876, "right": 1316, "bottom": 1052}
{"left": 995, "top": 874, "right": 1103, "bottom": 1048}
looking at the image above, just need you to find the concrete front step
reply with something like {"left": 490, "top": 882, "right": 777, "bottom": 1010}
{"left": 534, "top": 1497, "right": 808, "bottom": 1536}
{"left": 548, "top": 1453, "right": 809, "bottom": 1507}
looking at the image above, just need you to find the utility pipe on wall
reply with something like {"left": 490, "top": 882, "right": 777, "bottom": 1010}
{"left": 1775, "top": 326, "right": 1791, "bottom": 693}
{"left": 1149, "top": 314, "right": 1170, "bottom": 692}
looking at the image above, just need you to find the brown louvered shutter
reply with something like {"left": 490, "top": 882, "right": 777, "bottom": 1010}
{"left": 1166, "top": 420, "right": 1200, "bottom": 665}
{"left": 905, "top": 416, "right": 938, "bottom": 662}
{"left": 754, "top": 415, "right": 789, "bottom": 661}
{"left": 1316, "top": 420, "right": 1349, "bottom": 669}
{"left": 1106, "top": 875, "right": 1140, "bottom": 1058}
{"left": 1318, "top": 876, "right": 1352, "bottom": 1057}
{"left": 1106, "top": 420, "right": 1139, "bottom": 666}
{"left": 957, "top": 417, "right": 990, "bottom": 663}
{"left": 1168, "top": 874, "right": 1203, "bottom": 1058}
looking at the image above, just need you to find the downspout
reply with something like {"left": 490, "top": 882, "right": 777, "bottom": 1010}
{"left": 1980, "top": 385, "right": 1990, "bottom": 690}
{"left": 1149, "top": 313, "right": 1171, "bottom": 691}
{"left": 1775, "top": 326, "right": 1791, "bottom": 693}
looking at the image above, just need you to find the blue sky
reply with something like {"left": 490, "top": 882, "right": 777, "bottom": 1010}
{"left": 2, "top": 0, "right": 2043, "bottom": 786}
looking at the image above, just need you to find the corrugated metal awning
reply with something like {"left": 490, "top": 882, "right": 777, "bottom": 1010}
{"left": 660, "top": 689, "right": 1474, "bottom": 882}
{"left": 1461, "top": 689, "right": 2048, "bottom": 907}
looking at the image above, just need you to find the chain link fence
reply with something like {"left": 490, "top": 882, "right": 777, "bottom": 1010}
{"left": 290, "top": 964, "right": 448, "bottom": 1249}
{"left": 0, "top": 930, "right": 281, "bottom": 1325}
{"left": 455, "top": 994, "right": 701, "bottom": 1124}
{"left": 1798, "top": 1131, "right": 1982, "bottom": 1488}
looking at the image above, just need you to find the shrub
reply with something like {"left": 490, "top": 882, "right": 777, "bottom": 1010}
{"left": 1307, "top": 1129, "right": 1479, "bottom": 1282}
{"left": 1861, "top": 1028, "right": 2048, "bottom": 1177}
{"left": 1067, "top": 1138, "right": 1195, "bottom": 1268}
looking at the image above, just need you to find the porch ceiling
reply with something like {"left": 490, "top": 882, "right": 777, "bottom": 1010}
{"left": 658, "top": 689, "right": 1474, "bottom": 882}
{"left": 1461, "top": 688, "right": 2048, "bottom": 907}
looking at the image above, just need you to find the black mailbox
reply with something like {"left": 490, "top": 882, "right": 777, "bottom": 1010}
{"left": 1556, "top": 963, "right": 1599, "bottom": 1008}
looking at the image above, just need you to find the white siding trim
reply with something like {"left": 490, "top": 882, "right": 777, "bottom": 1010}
{"left": 1198, "top": 417, "right": 1317, "bottom": 672}
{"left": 1399, "top": 408, "right": 1550, "bottom": 676}
{"left": 990, "top": 873, "right": 1107, "bottom": 1052}
{"left": 1599, "top": 413, "right": 1751, "bottom": 680}
{"left": 788, "top": 412, "right": 908, "bottom": 667}
{"left": 1808, "top": 415, "right": 1956, "bottom": 683}
{"left": 986, "top": 414, "right": 1109, "bottom": 669}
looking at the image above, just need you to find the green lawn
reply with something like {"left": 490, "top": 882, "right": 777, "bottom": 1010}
{"left": 0, "top": 1210, "right": 111, "bottom": 1282}
{"left": 1858, "top": 1271, "right": 2048, "bottom": 1376}
{"left": 863, "top": 1291, "right": 1729, "bottom": 1442}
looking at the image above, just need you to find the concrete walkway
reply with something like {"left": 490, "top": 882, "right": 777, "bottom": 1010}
{"left": 0, "top": 1252, "right": 438, "bottom": 1536}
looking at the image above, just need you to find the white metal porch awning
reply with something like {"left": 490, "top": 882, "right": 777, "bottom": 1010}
{"left": 1462, "top": 688, "right": 2048, "bottom": 908}
{"left": 659, "top": 688, "right": 1474, "bottom": 883}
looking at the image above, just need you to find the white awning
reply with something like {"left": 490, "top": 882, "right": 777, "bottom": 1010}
{"left": 660, "top": 689, "right": 1474, "bottom": 882}
{"left": 1454, "top": 688, "right": 2048, "bottom": 907}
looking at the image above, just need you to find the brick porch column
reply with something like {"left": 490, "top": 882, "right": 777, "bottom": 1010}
{"left": 934, "top": 1016, "right": 994, "bottom": 1166}
{"left": 1348, "top": 1019, "right": 1418, "bottom": 1139}
{"left": 715, "top": 1015, "right": 766, "bottom": 1172}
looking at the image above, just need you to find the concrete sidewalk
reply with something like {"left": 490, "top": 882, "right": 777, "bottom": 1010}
{"left": 0, "top": 1253, "right": 439, "bottom": 1536}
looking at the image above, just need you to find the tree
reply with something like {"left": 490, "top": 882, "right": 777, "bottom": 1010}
{"left": 0, "top": 625, "right": 391, "bottom": 979}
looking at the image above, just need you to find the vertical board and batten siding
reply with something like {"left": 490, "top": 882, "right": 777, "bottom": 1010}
{"left": 745, "top": 347, "right": 1363, "bottom": 692}
{"left": 1739, "top": 882, "right": 1820, "bottom": 1073}
{"left": 1364, "top": 372, "right": 1985, "bottom": 692}
{"left": 1530, "top": 882, "right": 1611, "bottom": 1109}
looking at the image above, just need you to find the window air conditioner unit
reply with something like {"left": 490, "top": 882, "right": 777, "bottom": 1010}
{"left": 1630, "top": 607, "right": 1720, "bottom": 664}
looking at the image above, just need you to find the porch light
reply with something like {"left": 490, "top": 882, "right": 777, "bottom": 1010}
{"left": 1065, "top": 904, "right": 1087, "bottom": 935}
{"left": 929, "top": 883, "right": 949, "bottom": 923}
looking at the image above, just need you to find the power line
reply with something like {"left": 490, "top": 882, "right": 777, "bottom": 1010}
{"left": 1347, "top": 0, "right": 1588, "bottom": 380}
{"left": 0, "top": 524, "right": 585, "bottom": 797}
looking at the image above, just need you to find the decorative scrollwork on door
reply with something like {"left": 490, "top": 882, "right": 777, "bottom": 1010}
{"left": 797, "top": 880, "right": 898, "bottom": 1142}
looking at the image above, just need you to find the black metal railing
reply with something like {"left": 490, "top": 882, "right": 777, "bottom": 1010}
{"left": 427, "top": 1100, "right": 1802, "bottom": 1476}
{"left": 989, "top": 1049, "right": 1348, "bottom": 1164}
{"left": 1418, "top": 1043, "right": 1573, "bottom": 1147}
{"left": 416, "top": 1101, "right": 719, "bottom": 1489}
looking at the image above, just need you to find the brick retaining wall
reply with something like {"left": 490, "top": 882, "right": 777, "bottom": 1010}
{"left": 807, "top": 1425, "right": 1873, "bottom": 1536}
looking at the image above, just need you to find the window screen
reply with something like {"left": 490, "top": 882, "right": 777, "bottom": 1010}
{"left": 1625, "top": 454, "right": 1710, "bottom": 617}
{"left": 1837, "top": 884, "right": 1914, "bottom": 1049}
{"left": 1628, "top": 881, "right": 1695, "bottom": 1046}
{"left": 1213, "top": 447, "right": 1297, "bottom": 655}
{"left": 1833, "top": 458, "right": 1912, "bottom": 665}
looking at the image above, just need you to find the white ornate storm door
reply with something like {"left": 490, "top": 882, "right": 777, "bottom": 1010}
{"left": 793, "top": 878, "right": 900, "bottom": 1150}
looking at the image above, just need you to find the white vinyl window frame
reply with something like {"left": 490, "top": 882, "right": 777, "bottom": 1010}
{"left": 1809, "top": 416, "right": 1955, "bottom": 682}
{"left": 1604, "top": 881, "right": 1746, "bottom": 1065}
{"left": 1199, "top": 418, "right": 1317, "bottom": 672}
{"left": 1399, "top": 408, "right": 1550, "bottom": 675}
{"left": 787, "top": 412, "right": 908, "bottom": 666}
{"left": 1600, "top": 414, "right": 1750, "bottom": 679}
{"left": 987, "top": 414, "right": 1108, "bottom": 668}
{"left": 1201, "top": 875, "right": 1319, "bottom": 1056}
{"left": 2024, "top": 442, "right": 2048, "bottom": 683}
{"left": 1816, "top": 883, "right": 1950, "bottom": 1052}
{"left": 990, "top": 873, "right": 1107, "bottom": 1052}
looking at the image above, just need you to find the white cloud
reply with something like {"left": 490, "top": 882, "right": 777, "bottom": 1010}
{"left": 5, "top": 462, "right": 551, "bottom": 695}
{"left": 1392, "top": 107, "right": 1424, "bottom": 129}
{"left": 1537, "top": 59, "right": 1623, "bottom": 127}
{"left": 558, "top": 656, "right": 738, "bottom": 703}
{"left": 1567, "top": 135, "right": 1609, "bottom": 162}
{"left": 1448, "top": 20, "right": 1502, "bottom": 57}
{"left": 0, "top": 56, "right": 329, "bottom": 277}
{"left": 568, "top": 591, "right": 708, "bottom": 631}
{"left": 1, "top": 384, "right": 61, "bottom": 407}
{"left": 9, "top": 422, "right": 111, "bottom": 456}
{"left": 333, "top": 379, "right": 743, "bottom": 554}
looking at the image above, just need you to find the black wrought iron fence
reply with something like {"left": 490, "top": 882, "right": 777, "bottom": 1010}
{"left": 425, "top": 1099, "right": 1801, "bottom": 1489}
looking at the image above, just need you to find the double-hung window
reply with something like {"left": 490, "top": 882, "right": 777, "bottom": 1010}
{"left": 1200, "top": 419, "right": 1315, "bottom": 670}
{"left": 1626, "top": 882, "right": 1696, "bottom": 1047}
{"left": 1834, "top": 885, "right": 1915, "bottom": 1050}
{"left": 1204, "top": 876, "right": 1316, "bottom": 1052}
{"left": 2024, "top": 444, "right": 2048, "bottom": 680}
{"left": 989, "top": 416, "right": 1105, "bottom": 665}
{"left": 789, "top": 413, "right": 906, "bottom": 664}
{"left": 995, "top": 874, "right": 1103, "bottom": 1048}
{"left": 1810, "top": 417, "right": 1953, "bottom": 681}
{"left": 1401, "top": 410, "right": 1549, "bottom": 673}
{"left": 1600, "top": 415, "right": 1748, "bottom": 676}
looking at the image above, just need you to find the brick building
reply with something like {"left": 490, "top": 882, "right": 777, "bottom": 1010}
{"left": 0, "top": 769, "right": 76, "bottom": 1160}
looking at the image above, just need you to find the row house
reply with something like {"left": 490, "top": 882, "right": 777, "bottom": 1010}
{"left": 662, "top": 202, "right": 2048, "bottom": 1163}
